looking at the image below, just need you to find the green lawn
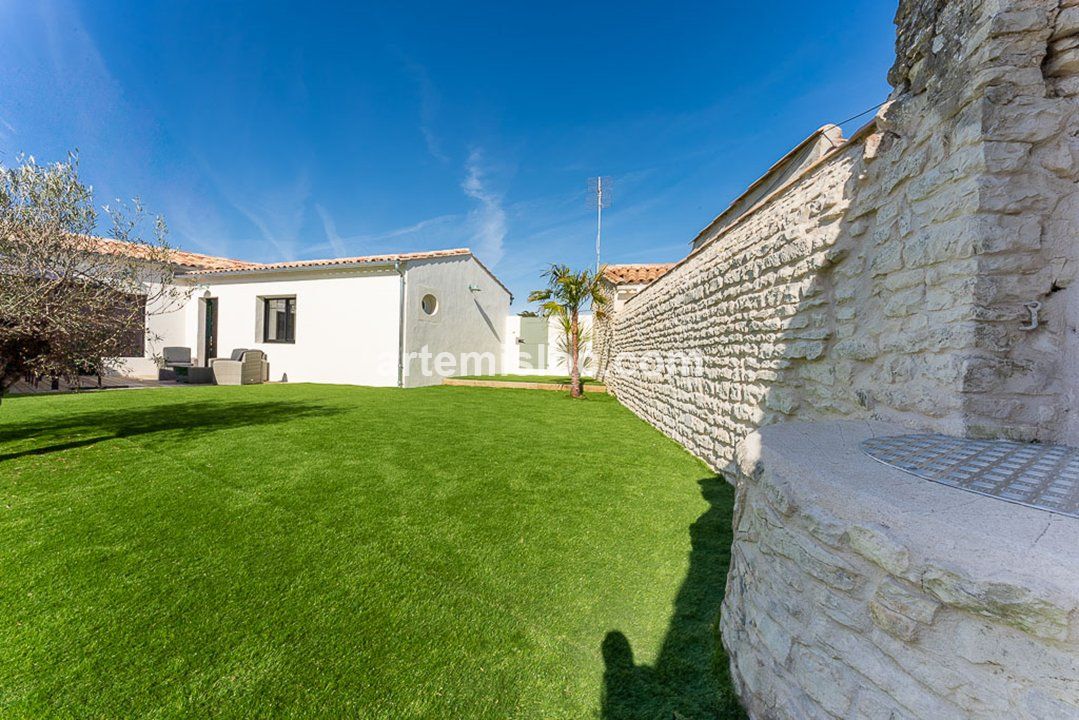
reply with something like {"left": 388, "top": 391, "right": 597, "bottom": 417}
{"left": 456, "top": 374, "right": 597, "bottom": 385}
{"left": 0, "top": 384, "right": 742, "bottom": 719}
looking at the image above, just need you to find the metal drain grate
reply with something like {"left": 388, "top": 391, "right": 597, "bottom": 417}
{"left": 861, "top": 434, "right": 1079, "bottom": 519}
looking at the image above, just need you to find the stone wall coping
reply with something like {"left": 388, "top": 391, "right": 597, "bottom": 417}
{"left": 619, "top": 116, "right": 879, "bottom": 313}
{"left": 688, "top": 123, "right": 845, "bottom": 247}
{"left": 736, "top": 420, "right": 1079, "bottom": 603}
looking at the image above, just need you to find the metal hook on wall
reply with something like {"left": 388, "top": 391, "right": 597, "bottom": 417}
{"left": 1021, "top": 301, "right": 1042, "bottom": 331}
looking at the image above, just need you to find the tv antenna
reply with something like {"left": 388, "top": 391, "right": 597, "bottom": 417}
{"left": 587, "top": 176, "right": 612, "bottom": 273}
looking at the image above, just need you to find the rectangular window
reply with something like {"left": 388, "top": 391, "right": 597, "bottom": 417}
{"left": 262, "top": 297, "right": 296, "bottom": 343}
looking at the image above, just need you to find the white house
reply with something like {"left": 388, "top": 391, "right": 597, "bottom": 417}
{"left": 119, "top": 246, "right": 512, "bottom": 387}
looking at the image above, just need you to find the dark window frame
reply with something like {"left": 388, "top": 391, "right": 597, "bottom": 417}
{"left": 262, "top": 296, "right": 296, "bottom": 344}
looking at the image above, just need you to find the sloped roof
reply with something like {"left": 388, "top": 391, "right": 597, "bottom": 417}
{"left": 192, "top": 247, "right": 471, "bottom": 275}
{"left": 88, "top": 238, "right": 511, "bottom": 297}
{"left": 189, "top": 247, "right": 512, "bottom": 298}
{"left": 602, "top": 263, "right": 675, "bottom": 285}
{"left": 88, "top": 237, "right": 258, "bottom": 271}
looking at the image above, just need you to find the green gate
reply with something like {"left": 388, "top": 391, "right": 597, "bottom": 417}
{"left": 518, "top": 317, "right": 548, "bottom": 370}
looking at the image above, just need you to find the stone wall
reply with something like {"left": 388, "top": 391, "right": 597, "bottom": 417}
{"left": 720, "top": 421, "right": 1079, "bottom": 719}
{"left": 898, "top": 0, "right": 1079, "bottom": 441}
{"left": 598, "top": 0, "right": 1079, "bottom": 472}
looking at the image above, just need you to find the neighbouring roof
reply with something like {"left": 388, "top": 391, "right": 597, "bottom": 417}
{"left": 602, "top": 263, "right": 675, "bottom": 285}
{"left": 88, "top": 237, "right": 259, "bottom": 272}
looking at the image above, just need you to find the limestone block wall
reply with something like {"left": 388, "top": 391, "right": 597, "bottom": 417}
{"left": 1050, "top": 1, "right": 1079, "bottom": 441}
{"left": 602, "top": 139, "right": 873, "bottom": 469}
{"left": 599, "top": 0, "right": 1079, "bottom": 471}
{"left": 721, "top": 421, "right": 1079, "bottom": 719}
{"left": 890, "top": 0, "right": 1079, "bottom": 441}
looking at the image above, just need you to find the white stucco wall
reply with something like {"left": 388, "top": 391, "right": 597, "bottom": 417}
{"left": 502, "top": 314, "right": 594, "bottom": 376}
{"left": 402, "top": 255, "right": 510, "bottom": 386}
{"left": 113, "top": 280, "right": 191, "bottom": 379}
{"left": 119, "top": 254, "right": 513, "bottom": 388}
{"left": 611, "top": 285, "right": 646, "bottom": 313}
{"left": 186, "top": 268, "right": 402, "bottom": 386}
{"left": 502, "top": 316, "right": 528, "bottom": 374}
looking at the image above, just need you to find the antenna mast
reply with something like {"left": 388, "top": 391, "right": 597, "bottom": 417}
{"left": 588, "top": 176, "right": 612, "bottom": 273}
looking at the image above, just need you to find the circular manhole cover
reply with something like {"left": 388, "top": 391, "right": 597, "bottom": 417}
{"left": 862, "top": 434, "right": 1079, "bottom": 519}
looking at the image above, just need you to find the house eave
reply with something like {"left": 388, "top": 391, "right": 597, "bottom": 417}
{"left": 177, "top": 260, "right": 401, "bottom": 282}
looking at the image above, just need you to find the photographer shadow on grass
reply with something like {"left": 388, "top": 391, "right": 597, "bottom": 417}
{"left": 601, "top": 476, "right": 746, "bottom": 719}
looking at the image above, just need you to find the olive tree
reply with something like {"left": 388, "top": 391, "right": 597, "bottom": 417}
{"left": 0, "top": 153, "right": 183, "bottom": 404}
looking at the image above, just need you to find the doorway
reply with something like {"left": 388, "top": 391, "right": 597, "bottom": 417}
{"left": 203, "top": 297, "right": 218, "bottom": 366}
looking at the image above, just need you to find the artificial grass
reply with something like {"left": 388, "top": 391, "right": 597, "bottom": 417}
{"left": 0, "top": 384, "right": 744, "bottom": 719}
{"left": 455, "top": 374, "right": 596, "bottom": 385}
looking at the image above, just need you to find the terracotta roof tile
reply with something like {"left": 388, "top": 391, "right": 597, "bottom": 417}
{"left": 192, "top": 247, "right": 472, "bottom": 275}
{"left": 88, "top": 237, "right": 258, "bottom": 271}
{"left": 191, "top": 247, "right": 513, "bottom": 298}
{"left": 87, "top": 238, "right": 511, "bottom": 298}
{"left": 602, "top": 263, "right": 675, "bottom": 285}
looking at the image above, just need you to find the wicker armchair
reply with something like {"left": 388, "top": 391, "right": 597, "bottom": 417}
{"left": 211, "top": 349, "right": 267, "bottom": 386}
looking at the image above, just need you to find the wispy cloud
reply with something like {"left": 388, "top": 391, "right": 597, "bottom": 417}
{"left": 162, "top": 187, "right": 240, "bottom": 258}
{"left": 406, "top": 63, "right": 449, "bottom": 163}
{"left": 314, "top": 203, "right": 349, "bottom": 257}
{"left": 201, "top": 162, "right": 312, "bottom": 262}
{"left": 313, "top": 148, "right": 510, "bottom": 265}
{"left": 461, "top": 148, "right": 507, "bottom": 266}
{"left": 421, "top": 125, "right": 447, "bottom": 163}
{"left": 0, "top": 116, "right": 14, "bottom": 144}
{"left": 367, "top": 213, "right": 461, "bottom": 243}
{"left": 236, "top": 172, "right": 311, "bottom": 261}
{"left": 313, "top": 203, "right": 463, "bottom": 258}
{"left": 7, "top": 1, "right": 157, "bottom": 196}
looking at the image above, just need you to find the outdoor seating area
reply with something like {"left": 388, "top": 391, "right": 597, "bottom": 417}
{"left": 160, "top": 347, "right": 269, "bottom": 386}
{"left": 6, "top": 347, "right": 271, "bottom": 398}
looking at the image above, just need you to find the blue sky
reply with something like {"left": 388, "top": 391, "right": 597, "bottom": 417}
{"left": 0, "top": 1, "right": 895, "bottom": 308}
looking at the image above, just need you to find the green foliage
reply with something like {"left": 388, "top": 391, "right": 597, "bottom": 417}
{"left": 0, "top": 385, "right": 743, "bottom": 719}
{"left": 526, "top": 264, "right": 611, "bottom": 322}
{"left": 0, "top": 152, "right": 180, "bottom": 401}
{"left": 528, "top": 264, "right": 611, "bottom": 397}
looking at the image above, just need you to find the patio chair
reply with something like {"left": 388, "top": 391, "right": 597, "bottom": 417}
{"left": 160, "top": 346, "right": 194, "bottom": 381}
{"left": 215, "top": 349, "right": 270, "bottom": 382}
{"left": 211, "top": 349, "right": 267, "bottom": 386}
{"left": 162, "top": 346, "right": 194, "bottom": 368}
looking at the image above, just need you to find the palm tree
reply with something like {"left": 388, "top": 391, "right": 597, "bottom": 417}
{"left": 528, "top": 264, "right": 610, "bottom": 398}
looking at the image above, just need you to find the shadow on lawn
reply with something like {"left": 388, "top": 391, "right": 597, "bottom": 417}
{"left": 0, "top": 400, "right": 343, "bottom": 462}
{"left": 601, "top": 477, "right": 746, "bottom": 719}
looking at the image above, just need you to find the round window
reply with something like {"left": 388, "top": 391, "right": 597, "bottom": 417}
{"left": 421, "top": 293, "right": 438, "bottom": 316}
